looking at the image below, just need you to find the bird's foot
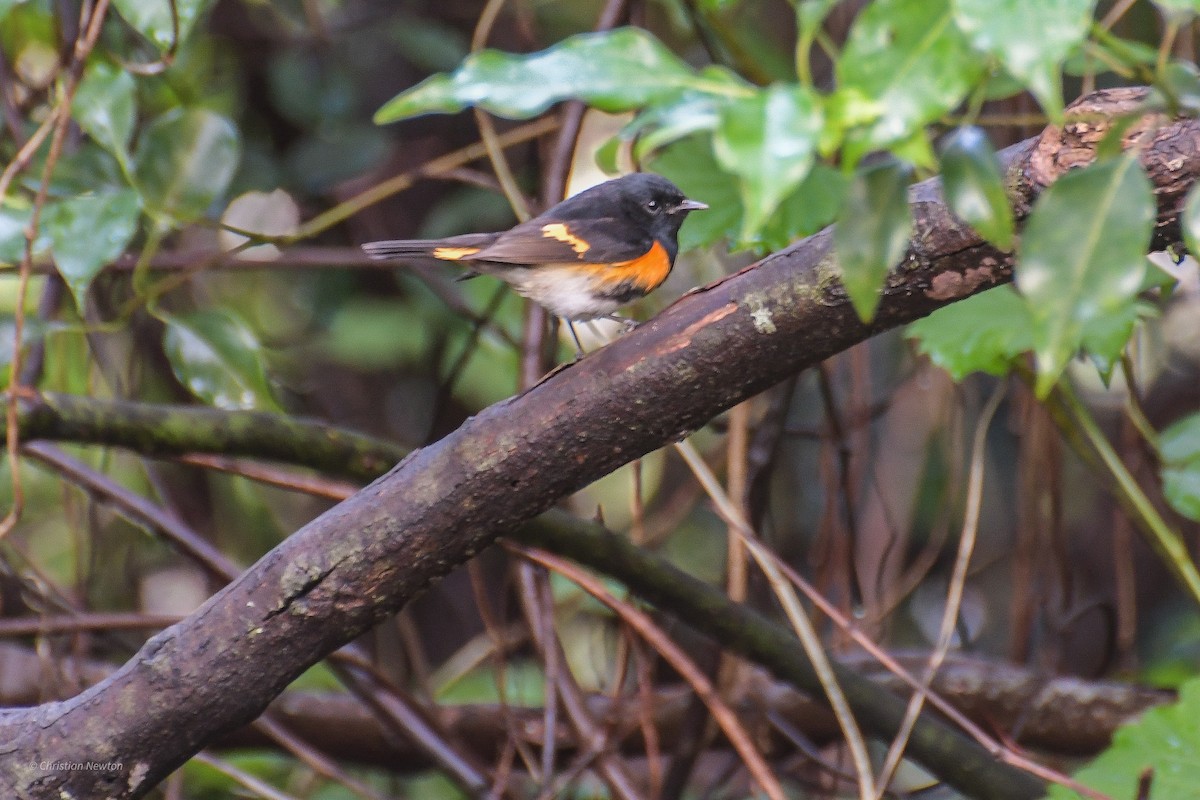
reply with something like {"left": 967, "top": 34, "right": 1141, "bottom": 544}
{"left": 604, "top": 314, "right": 639, "bottom": 333}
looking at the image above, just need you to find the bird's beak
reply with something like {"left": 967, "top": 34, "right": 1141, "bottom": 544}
{"left": 675, "top": 198, "right": 708, "bottom": 213}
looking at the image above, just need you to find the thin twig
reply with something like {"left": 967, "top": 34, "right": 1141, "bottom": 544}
{"left": 674, "top": 438, "right": 876, "bottom": 800}
{"left": 874, "top": 383, "right": 1005, "bottom": 796}
{"left": 519, "top": 545, "right": 787, "bottom": 800}
{"left": 295, "top": 117, "right": 556, "bottom": 239}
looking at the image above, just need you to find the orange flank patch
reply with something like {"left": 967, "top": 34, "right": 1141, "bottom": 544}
{"left": 432, "top": 246, "right": 481, "bottom": 261}
{"left": 586, "top": 240, "right": 671, "bottom": 293}
{"left": 541, "top": 223, "right": 591, "bottom": 255}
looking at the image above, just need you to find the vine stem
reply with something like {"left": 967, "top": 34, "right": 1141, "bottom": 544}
{"left": 1046, "top": 374, "right": 1200, "bottom": 605}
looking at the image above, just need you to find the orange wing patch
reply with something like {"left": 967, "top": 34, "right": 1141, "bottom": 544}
{"left": 541, "top": 223, "right": 591, "bottom": 256}
{"left": 432, "top": 246, "right": 482, "bottom": 261}
{"left": 586, "top": 240, "right": 671, "bottom": 293}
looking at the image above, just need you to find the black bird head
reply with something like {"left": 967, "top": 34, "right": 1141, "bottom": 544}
{"left": 559, "top": 173, "right": 707, "bottom": 259}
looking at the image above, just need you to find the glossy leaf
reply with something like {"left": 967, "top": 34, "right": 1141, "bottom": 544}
{"left": 838, "top": 0, "right": 980, "bottom": 161}
{"left": 939, "top": 126, "right": 1014, "bottom": 250}
{"left": 1047, "top": 676, "right": 1200, "bottom": 799}
{"left": 1161, "top": 414, "right": 1200, "bottom": 522}
{"left": 134, "top": 108, "right": 240, "bottom": 222}
{"left": 112, "top": 0, "right": 210, "bottom": 51}
{"left": 953, "top": 0, "right": 1095, "bottom": 118}
{"left": 161, "top": 310, "right": 278, "bottom": 410}
{"left": 1015, "top": 155, "right": 1154, "bottom": 396}
{"left": 624, "top": 92, "right": 723, "bottom": 160}
{"left": 907, "top": 286, "right": 1033, "bottom": 379}
{"left": 834, "top": 160, "right": 913, "bottom": 321}
{"left": 713, "top": 84, "right": 823, "bottom": 241}
{"left": 43, "top": 189, "right": 141, "bottom": 312}
{"left": 375, "top": 28, "right": 720, "bottom": 122}
{"left": 73, "top": 61, "right": 135, "bottom": 165}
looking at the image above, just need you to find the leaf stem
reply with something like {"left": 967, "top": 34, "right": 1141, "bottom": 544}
{"left": 1038, "top": 370, "right": 1200, "bottom": 605}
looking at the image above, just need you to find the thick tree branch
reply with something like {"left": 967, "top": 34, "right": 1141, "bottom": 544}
{"left": 19, "top": 392, "right": 407, "bottom": 483}
{"left": 0, "top": 643, "right": 1165, "bottom": 771}
{"left": 3, "top": 88, "right": 1196, "bottom": 799}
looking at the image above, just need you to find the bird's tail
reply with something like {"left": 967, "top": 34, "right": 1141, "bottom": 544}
{"left": 361, "top": 233, "right": 494, "bottom": 262}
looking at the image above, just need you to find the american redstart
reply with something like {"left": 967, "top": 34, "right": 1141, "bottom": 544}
{"left": 361, "top": 173, "right": 707, "bottom": 354}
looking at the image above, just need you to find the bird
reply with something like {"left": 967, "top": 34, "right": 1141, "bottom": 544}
{"left": 361, "top": 172, "right": 707, "bottom": 355}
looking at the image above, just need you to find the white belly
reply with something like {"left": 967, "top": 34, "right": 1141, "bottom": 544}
{"left": 499, "top": 265, "right": 623, "bottom": 321}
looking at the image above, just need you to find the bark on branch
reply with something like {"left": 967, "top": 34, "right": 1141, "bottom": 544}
{"left": 2, "top": 88, "right": 1196, "bottom": 799}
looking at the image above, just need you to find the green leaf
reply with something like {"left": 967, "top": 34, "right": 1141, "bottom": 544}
{"left": 1081, "top": 300, "right": 1150, "bottom": 380}
{"left": 0, "top": 206, "right": 35, "bottom": 264}
{"left": 1164, "top": 468, "right": 1200, "bottom": 522}
{"left": 1015, "top": 156, "right": 1155, "bottom": 396}
{"left": 111, "top": 0, "right": 210, "bottom": 51}
{"left": 0, "top": 0, "right": 19, "bottom": 25}
{"left": 712, "top": 84, "right": 822, "bottom": 242}
{"left": 757, "top": 164, "right": 848, "bottom": 252}
{"left": 1183, "top": 183, "right": 1200, "bottom": 258}
{"left": 73, "top": 61, "right": 135, "bottom": 165}
{"left": 0, "top": 316, "right": 64, "bottom": 378}
{"left": 834, "top": 160, "right": 913, "bottom": 321}
{"left": 1161, "top": 414, "right": 1200, "bottom": 522}
{"left": 285, "top": 125, "right": 389, "bottom": 194}
{"left": 374, "top": 28, "right": 720, "bottom": 122}
{"left": 1153, "top": 60, "right": 1200, "bottom": 117}
{"left": 267, "top": 50, "right": 359, "bottom": 129}
{"left": 161, "top": 310, "right": 278, "bottom": 410}
{"left": 43, "top": 189, "right": 141, "bottom": 312}
{"left": 652, "top": 138, "right": 848, "bottom": 254}
{"left": 907, "top": 286, "right": 1033, "bottom": 380}
{"left": 624, "top": 92, "right": 724, "bottom": 160}
{"left": 134, "top": 108, "right": 240, "bottom": 222}
{"left": 796, "top": 0, "right": 841, "bottom": 53}
{"left": 939, "top": 126, "right": 1014, "bottom": 250}
{"left": 838, "top": 0, "right": 980, "bottom": 161}
{"left": 384, "top": 14, "right": 470, "bottom": 73}
{"left": 1047, "top": 676, "right": 1200, "bottom": 799}
{"left": 648, "top": 136, "right": 741, "bottom": 251}
{"left": 953, "top": 0, "right": 1095, "bottom": 118}
{"left": 1163, "top": 415, "right": 1200, "bottom": 465}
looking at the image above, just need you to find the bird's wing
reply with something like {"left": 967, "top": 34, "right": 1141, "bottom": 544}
{"left": 465, "top": 216, "right": 652, "bottom": 266}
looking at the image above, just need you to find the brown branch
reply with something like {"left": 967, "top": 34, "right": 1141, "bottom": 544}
{"left": 0, "top": 643, "right": 1165, "bottom": 770}
{"left": 1, "top": 88, "right": 1195, "bottom": 799}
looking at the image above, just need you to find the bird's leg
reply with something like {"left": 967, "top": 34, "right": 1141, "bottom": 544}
{"left": 566, "top": 320, "right": 587, "bottom": 360}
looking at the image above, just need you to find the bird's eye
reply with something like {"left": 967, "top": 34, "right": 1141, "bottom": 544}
{"left": 645, "top": 199, "right": 661, "bottom": 213}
